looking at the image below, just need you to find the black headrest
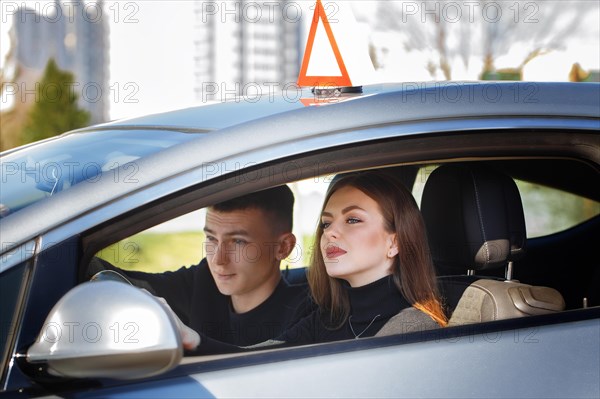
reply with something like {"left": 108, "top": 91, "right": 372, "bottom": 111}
{"left": 421, "top": 164, "right": 526, "bottom": 272}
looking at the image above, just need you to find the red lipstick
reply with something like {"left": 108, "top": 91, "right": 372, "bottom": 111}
{"left": 325, "top": 245, "right": 347, "bottom": 259}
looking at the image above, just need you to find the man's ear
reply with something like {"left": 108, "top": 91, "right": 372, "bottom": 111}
{"left": 276, "top": 232, "right": 297, "bottom": 261}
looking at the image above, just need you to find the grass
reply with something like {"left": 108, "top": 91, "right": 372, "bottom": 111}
{"left": 96, "top": 232, "right": 205, "bottom": 273}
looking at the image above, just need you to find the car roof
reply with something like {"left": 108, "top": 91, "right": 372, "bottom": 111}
{"left": 79, "top": 81, "right": 600, "bottom": 132}
{"left": 86, "top": 84, "right": 400, "bottom": 131}
{"left": 1, "top": 82, "right": 599, "bottom": 260}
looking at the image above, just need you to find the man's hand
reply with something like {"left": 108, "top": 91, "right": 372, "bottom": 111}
{"left": 172, "top": 312, "right": 201, "bottom": 350}
{"left": 143, "top": 290, "right": 201, "bottom": 350}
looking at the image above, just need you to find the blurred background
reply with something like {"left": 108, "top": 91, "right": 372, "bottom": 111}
{"left": 1, "top": 0, "right": 599, "bottom": 150}
{"left": 1, "top": 1, "right": 599, "bottom": 271}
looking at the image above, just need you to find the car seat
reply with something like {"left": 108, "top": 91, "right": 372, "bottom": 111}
{"left": 420, "top": 163, "right": 565, "bottom": 325}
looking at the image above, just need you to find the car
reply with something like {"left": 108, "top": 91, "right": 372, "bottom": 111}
{"left": 1, "top": 80, "right": 599, "bottom": 398}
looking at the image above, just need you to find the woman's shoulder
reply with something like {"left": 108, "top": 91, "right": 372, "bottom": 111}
{"left": 375, "top": 307, "right": 441, "bottom": 337}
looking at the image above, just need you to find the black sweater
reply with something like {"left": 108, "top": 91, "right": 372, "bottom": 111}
{"left": 281, "top": 275, "right": 411, "bottom": 344}
{"left": 88, "top": 257, "right": 311, "bottom": 346}
{"left": 194, "top": 275, "right": 413, "bottom": 354}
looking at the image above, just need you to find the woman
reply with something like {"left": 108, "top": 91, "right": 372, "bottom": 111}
{"left": 186, "top": 171, "right": 446, "bottom": 352}
{"left": 276, "top": 170, "right": 446, "bottom": 344}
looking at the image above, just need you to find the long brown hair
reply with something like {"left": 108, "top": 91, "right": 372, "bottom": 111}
{"left": 307, "top": 170, "right": 447, "bottom": 328}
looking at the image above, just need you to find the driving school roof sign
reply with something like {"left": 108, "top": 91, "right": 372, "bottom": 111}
{"left": 297, "top": 0, "right": 375, "bottom": 89}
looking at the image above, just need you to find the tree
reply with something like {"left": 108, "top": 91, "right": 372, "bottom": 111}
{"left": 21, "top": 59, "right": 90, "bottom": 145}
{"left": 372, "top": 0, "right": 597, "bottom": 80}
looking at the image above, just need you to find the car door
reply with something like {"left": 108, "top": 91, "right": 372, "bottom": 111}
{"left": 1, "top": 237, "right": 81, "bottom": 393}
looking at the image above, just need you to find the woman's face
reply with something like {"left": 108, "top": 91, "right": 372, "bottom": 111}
{"left": 320, "top": 185, "right": 398, "bottom": 287}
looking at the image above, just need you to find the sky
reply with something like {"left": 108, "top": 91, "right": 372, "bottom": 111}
{"left": 0, "top": 1, "right": 197, "bottom": 119}
{"left": 105, "top": 1, "right": 196, "bottom": 119}
{"left": 1, "top": 0, "right": 598, "bottom": 237}
{"left": 1, "top": 1, "right": 599, "bottom": 121}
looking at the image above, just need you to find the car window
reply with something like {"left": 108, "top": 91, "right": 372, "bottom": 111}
{"left": 96, "top": 210, "right": 206, "bottom": 273}
{"left": 412, "top": 165, "right": 600, "bottom": 238}
{"left": 290, "top": 178, "right": 331, "bottom": 267}
{"left": 0, "top": 261, "right": 27, "bottom": 383}
{"left": 412, "top": 165, "right": 438, "bottom": 206}
{"left": 96, "top": 178, "right": 330, "bottom": 273}
{"left": 0, "top": 129, "right": 199, "bottom": 218}
{"left": 515, "top": 179, "right": 600, "bottom": 238}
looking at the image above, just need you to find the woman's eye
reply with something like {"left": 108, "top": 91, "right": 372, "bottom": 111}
{"left": 347, "top": 217, "right": 361, "bottom": 224}
{"left": 233, "top": 239, "right": 247, "bottom": 245}
{"left": 321, "top": 221, "right": 331, "bottom": 229}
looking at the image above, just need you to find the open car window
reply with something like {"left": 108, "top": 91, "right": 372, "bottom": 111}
{"left": 515, "top": 179, "right": 600, "bottom": 238}
{"left": 96, "top": 210, "right": 206, "bottom": 273}
{"left": 94, "top": 178, "right": 334, "bottom": 274}
{"left": 412, "top": 164, "right": 600, "bottom": 238}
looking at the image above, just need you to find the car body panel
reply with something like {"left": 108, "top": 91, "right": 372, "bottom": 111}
{"left": 0, "top": 82, "right": 599, "bottom": 398}
{"left": 33, "top": 314, "right": 600, "bottom": 399}
{"left": 188, "top": 318, "right": 600, "bottom": 399}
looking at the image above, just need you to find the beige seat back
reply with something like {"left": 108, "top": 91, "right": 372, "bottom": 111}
{"left": 421, "top": 164, "right": 566, "bottom": 324}
{"left": 448, "top": 279, "right": 565, "bottom": 326}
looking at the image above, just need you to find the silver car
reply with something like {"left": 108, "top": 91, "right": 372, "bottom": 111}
{"left": 1, "top": 82, "right": 599, "bottom": 398}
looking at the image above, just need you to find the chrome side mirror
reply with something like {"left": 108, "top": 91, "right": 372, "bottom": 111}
{"left": 27, "top": 280, "right": 182, "bottom": 379}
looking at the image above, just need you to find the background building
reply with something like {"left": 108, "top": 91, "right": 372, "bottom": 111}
{"left": 6, "top": 0, "right": 109, "bottom": 124}
{"left": 193, "top": 0, "right": 302, "bottom": 102}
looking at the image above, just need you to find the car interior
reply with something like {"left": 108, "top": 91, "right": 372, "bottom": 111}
{"left": 282, "top": 161, "right": 599, "bottom": 318}
{"left": 420, "top": 163, "right": 565, "bottom": 324}
{"left": 81, "top": 155, "right": 600, "bottom": 350}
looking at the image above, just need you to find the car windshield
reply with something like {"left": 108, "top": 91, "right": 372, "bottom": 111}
{"left": 0, "top": 129, "right": 200, "bottom": 217}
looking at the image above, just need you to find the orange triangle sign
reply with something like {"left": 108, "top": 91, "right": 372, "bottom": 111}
{"left": 297, "top": 0, "right": 352, "bottom": 87}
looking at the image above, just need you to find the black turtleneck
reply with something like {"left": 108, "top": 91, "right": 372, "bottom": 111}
{"left": 280, "top": 275, "right": 411, "bottom": 345}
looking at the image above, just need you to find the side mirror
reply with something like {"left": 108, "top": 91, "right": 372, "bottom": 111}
{"left": 27, "top": 280, "right": 183, "bottom": 380}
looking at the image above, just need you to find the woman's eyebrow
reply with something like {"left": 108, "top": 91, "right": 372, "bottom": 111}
{"left": 322, "top": 205, "right": 365, "bottom": 217}
{"left": 342, "top": 205, "right": 365, "bottom": 214}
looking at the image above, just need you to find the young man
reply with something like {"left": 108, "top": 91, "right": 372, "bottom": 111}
{"left": 89, "top": 185, "right": 310, "bottom": 347}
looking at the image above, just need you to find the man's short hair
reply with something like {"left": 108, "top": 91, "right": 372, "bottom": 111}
{"left": 211, "top": 185, "right": 294, "bottom": 233}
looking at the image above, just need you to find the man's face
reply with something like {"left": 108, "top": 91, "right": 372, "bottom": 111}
{"left": 204, "top": 208, "right": 283, "bottom": 297}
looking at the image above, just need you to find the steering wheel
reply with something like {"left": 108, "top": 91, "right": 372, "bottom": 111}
{"left": 90, "top": 270, "right": 133, "bottom": 285}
